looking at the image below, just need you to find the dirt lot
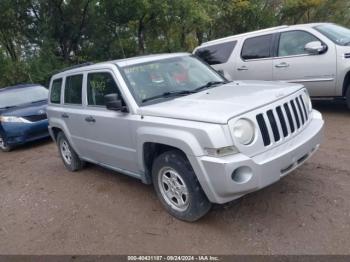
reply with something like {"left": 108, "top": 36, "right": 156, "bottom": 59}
{"left": 0, "top": 101, "right": 349, "bottom": 255}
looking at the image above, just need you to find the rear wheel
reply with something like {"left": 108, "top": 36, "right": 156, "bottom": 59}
{"left": 0, "top": 134, "right": 12, "bottom": 152}
{"left": 57, "top": 132, "right": 84, "bottom": 171}
{"left": 152, "top": 150, "right": 212, "bottom": 222}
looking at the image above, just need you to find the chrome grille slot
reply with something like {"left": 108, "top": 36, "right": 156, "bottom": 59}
{"left": 299, "top": 95, "right": 308, "bottom": 121}
{"left": 256, "top": 114, "right": 271, "bottom": 146}
{"left": 290, "top": 100, "right": 300, "bottom": 129}
{"left": 295, "top": 97, "right": 305, "bottom": 125}
{"left": 267, "top": 110, "right": 280, "bottom": 142}
{"left": 283, "top": 103, "right": 295, "bottom": 133}
{"left": 276, "top": 106, "right": 288, "bottom": 137}
{"left": 256, "top": 94, "right": 311, "bottom": 147}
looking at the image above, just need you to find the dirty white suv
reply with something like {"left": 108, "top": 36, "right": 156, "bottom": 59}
{"left": 194, "top": 23, "right": 350, "bottom": 108}
{"left": 47, "top": 53, "right": 324, "bottom": 221}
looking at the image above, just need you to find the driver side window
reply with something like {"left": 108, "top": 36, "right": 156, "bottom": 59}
{"left": 87, "top": 72, "right": 120, "bottom": 106}
{"left": 278, "top": 31, "right": 319, "bottom": 57}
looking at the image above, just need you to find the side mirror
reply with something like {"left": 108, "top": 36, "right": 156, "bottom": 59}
{"left": 104, "top": 93, "right": 123, "bottom": 111}
{"left": 304, "top": 41, "right": 326, "bottom": 55}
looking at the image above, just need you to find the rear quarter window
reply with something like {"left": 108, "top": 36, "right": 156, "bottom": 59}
{"left": 50, "top": 78, "right": 62, "bottom": 104}
{"left": 195, "top": 41, "right": 237, "bottom": 65}
{"left": 241, "top": 34, "right": 273, "bottom": 60}
{"left": 64, "top": 74, "right": 83, "bottom": 105}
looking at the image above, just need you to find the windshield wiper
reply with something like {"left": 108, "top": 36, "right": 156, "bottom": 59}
{"left": 193, "top": 80, "right": 227, "bottom": 93}
{"left": 31, "top": 99, "right": 47, "bottom": 104}
{"left": 142, "top": 90, "right": 195, "bottom": 103}
{"left": 0, "top": 105, "right": 16, "bottom": 110}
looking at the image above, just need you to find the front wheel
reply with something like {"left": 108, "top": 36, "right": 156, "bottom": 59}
{"left": 346, "top": 85, "right": 350, "bottom": 109}
{"left": 57, "top": 132, "right": 84, "bottom": 171}
{"left": 0, "top": 134, "right": 12, "bottom": 152}
{"left": 152, "top": 150, "right": 212, "bottom": 222}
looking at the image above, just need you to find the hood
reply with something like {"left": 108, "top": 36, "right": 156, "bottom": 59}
{"left": 138, "top": 81, "right": 304, "bottom": 124}
{"left": 0, "top": 100, "right": 47, "bottom": 117}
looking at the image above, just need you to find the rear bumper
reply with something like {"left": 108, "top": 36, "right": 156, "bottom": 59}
{"left": 190, "top": 110, "right": 324, "bottom": 204}
{"left": 1, "top": 120, "right": 49, "bottom": 146}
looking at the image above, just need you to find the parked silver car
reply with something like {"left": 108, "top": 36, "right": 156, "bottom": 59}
{"left": 194, "top": 23, "right": 350, "bottom": 108}
{"left": 47, "top": 53, "right": 324, "bottom": 221}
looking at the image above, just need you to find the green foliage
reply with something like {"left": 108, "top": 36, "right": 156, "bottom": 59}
{"left": 0, "top": 0, "right": 349, "bottom": 88}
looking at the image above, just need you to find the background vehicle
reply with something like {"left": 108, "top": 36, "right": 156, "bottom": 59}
{"left": 194, "top": 23, "right": 350, "bottom": 108}
{"left": 0, "top": 84, "right": 49, "bottom": 152}
{"left": 47, "top": 53, "right": 323, "bottom": 221}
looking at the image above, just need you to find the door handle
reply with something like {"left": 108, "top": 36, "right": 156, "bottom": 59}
{"left": 237, "top": 66, "right": 248, "bottom": 71}
{"left": 85, "top": 116, "right": 96, "bottom": 123}
{"left": 61, "top": 113, "right": 69, "bottom": 119}
{"left": 275, "top": 62, "right": 290, "bottom": 68}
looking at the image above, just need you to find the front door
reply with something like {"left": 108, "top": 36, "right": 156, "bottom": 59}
{"left": 273, "top": 30, "right": 337, "bottom": 97}
{"left": 80, "top": 70, "right": 138, "bottom": 174}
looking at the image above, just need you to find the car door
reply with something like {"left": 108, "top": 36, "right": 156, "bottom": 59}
{"left": 61, "top": 74, "right": 88, "bottom": 156}
{"left": 273, "top": 30, "right": 337, "bottom": 96}
{"left": 235, "top": 34, "right": 274, "bottom": 80}
{"left": 194, "top": 40, "right": 237, "bottom": 80}
{"left": 79, "top": 70, "right": 138, "bottom": 174}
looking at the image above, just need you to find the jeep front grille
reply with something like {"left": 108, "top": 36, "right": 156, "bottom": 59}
{"left": 256, "top": 95, "right": 309, "bottom": 146}
{"left": 345, "top": 53, "right": 350, "bottom": 59}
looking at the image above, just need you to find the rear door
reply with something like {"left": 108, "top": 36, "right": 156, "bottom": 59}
{"left": 61, "top": 74, "right": 87, "bottom": 155}
{"left": 194, "top": 41, "right": 237, "bottom": 80}
{"left": 235, "top": 34, "right": 274, "bottom": 80}
{"left": 79, "top": 70, "right": 138, "bottom": 173}
{"left": 272, "top": 30, "right": 336, "bottom": 96}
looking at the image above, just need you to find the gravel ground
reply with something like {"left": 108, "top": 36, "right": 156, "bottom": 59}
{"left": 0, "top": 101, "right": 349, "bottom": 255}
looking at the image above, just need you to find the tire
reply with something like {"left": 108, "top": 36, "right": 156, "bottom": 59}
{"left": 346, "top": 85, "right": 350, "bottom": 109}
{"left": 0, "top": 134, "right": 12, "bottom": 152}
{"left": 57, "top": 132, "right": 84, "bottom": 172}
{"left": 152, "top": 150, "right": 212, "bottom": 222}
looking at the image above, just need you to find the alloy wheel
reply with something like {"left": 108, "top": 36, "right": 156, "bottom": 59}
{"left": 158, "top": 167, "right": 190, "bottom": 212}
{"left": 60, "top": 140, "right": 72, "bottom": 165}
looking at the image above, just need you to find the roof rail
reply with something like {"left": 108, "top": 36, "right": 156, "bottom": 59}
{"left": 59, "top": 62, "right": 94, "bottom": 73}
{"left": 200, "top": 25, "right": 289, "bottom": 46}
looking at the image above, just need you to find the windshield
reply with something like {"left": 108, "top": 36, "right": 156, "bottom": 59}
{"left": 314, "top": 24, "right": 350, "bottom": 46}
{"left": 119, "top": 55, "right": 226, "bottom": 104}
{"left": 0, "top": 86, "right": 48, "bottom": 109}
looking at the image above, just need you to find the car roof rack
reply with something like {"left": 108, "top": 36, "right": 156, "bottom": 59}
{"left": 59, "top": 62, "right": 94, "bottom": 73}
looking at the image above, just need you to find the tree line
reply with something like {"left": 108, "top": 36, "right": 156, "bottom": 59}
{"left": 0, "top": 0, "right": 349, "bottom": 88}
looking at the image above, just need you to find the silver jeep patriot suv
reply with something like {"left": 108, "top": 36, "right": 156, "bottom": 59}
{"left": 47, "top": 53, "right": 324, "bottom": 221}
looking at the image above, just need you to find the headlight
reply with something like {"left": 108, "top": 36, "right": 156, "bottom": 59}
{"left": 301, "top": 90, "right": 312, "bottom": 112}
{"left": 232, "top": 118, "right": 255, "bottom": 145}
{"left": 0, "top": 116, "right": 29, "bottom": 123}
{"left": 204, "top": 146, "right": 238, "bottom": 157}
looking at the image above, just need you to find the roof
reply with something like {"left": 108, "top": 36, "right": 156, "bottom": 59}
{"left": 0, "top": 84, "right": 42, "bottom": 92}
{"left": 199, "top": 22, "right": 330, "bottom": 47}
{"left": 52, "top": 53, "right": 191, "bottom": 78}
{"left": 114, "top": 52, "right": 189, "bottom": 67}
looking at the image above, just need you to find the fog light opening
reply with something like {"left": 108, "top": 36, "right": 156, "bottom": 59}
{"left": 231, "top": 166, "right": 253, "bottom": 184}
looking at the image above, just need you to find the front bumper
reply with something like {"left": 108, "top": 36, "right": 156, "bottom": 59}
{"left": 1, "top": 120, "right": 49, "bottom": 146}
{"left": 190, "top": 110, "right": 324, "bottom": 204}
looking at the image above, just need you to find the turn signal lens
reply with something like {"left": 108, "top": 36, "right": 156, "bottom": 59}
{"left": 205, "top": 146, "right": 239, "bottom": 157}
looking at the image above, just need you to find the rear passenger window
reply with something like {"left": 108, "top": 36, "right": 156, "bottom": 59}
{"left": 241, "top": 34, "right": 273, "bottom": 60}
{"left": 195, "top": 41, "right": 237, "bottom": 65}
{"left": 64, "top": 75, "right": 83, "bottom": 105}
{"left": 87, "top": 72, "right": 120, "bottom": 106}
{"left": 50, "top": 79, "right": 62, "bottom": 104}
